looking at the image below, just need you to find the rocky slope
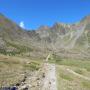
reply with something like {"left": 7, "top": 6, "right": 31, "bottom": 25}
{"left": 0, "top": 13, "right": 90, "bottom": 59}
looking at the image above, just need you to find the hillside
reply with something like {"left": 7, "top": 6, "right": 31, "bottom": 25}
{"left": 0, "top": 13, "right": 90, "bottom": 59}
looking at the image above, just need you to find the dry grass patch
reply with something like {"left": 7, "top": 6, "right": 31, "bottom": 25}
{"left": 82, "top": 81, "right": 90, "bottom": 89}
{"left": 0, "top": 54, "right": 41, "bottom": 87}
{"left": 56, "top": 65, "right": 90, "bottom": 90}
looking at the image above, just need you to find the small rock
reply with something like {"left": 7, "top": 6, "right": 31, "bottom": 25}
{"left": 22, "top": 87, "right": 28, "bottom": 90}
{"left": 42, "top": 73, "right": 45, "bottom": 78}
{"left": 16, "top": 83, "right": 20, "bottom": 86}
{"left": 36, "top": 78, "right": 40, "bottom": 80}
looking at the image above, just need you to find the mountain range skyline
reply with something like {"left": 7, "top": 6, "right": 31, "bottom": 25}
{"left": 0, "top": 0, "right": 90, "bottom": 29}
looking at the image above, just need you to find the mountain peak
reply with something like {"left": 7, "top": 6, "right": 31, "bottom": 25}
{"left": 81, "top": 15, "right": 90, "bottom": 23}
{"left": 38, "top": 26, "right": 50, "bottom": 30}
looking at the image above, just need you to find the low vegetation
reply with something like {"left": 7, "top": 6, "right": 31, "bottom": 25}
{"left": 82, "top": 81, "right": 90, "bottom": 89}
{"left": 0, "top": 41, "right": 33, "bottom": 56}
{"left": 48, "top": 54, "right": 90, "bottom": 71}
{"left": 54, "top": 55, "right": 90, "bottom": 90}
{"left": 24, "top": 62, "right": 40, "bottom": 71}
{"left": 0, "top": 54, "right": 41, "bottom": 87}
{"left": 58, "top": 68, "right": 73, "bottom": 81}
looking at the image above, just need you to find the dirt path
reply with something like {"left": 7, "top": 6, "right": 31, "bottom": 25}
{"left": 67, "top": 68, "right": 90, "bottom": 81}
{"left": 42, "top": 63, "right": 57, "bottom": 90}
{"left": 17, "top": 54, "right": 57, "bottom": 90}
{"left": 42, "top": 54, "right": 57, "bottom": 90}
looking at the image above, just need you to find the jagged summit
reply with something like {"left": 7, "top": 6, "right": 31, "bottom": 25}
{"left": 38, "top": 25, "right": 50, "bottom": 30}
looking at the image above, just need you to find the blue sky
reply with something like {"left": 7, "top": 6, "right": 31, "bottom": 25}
{"left": 0, "top": 0, "right": 90, "bottom": 29}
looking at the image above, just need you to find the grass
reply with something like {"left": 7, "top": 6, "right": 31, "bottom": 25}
{"left": 49, "top": 55, "right": 90, "bottom": 71}
{"left": 74, "top": 69, "right": 84, "bottom": 74}
{"left": 59, "top": 59, "right": 90, "bottom": 71}
{"left": 82, "top": 81, "right": 90, "bottom": 89}
{"left": 24, "top": 62, "right": 40, "bottom": 71}
{"left": 59, "top": 71, "right": 73, "bottom": 81}
{"left": 0, "top": 41, "right": 33, "bottom": 56}
{"left": 0, "top": 52, "right": 90, "bottom": 90}
{"left": 56, "top": 66, "right": 74, "bottom": 90}
{"left": 56, "top": 65, "right": 90, "bottom": 90}
{"left": 0, "top": 54, "right": 41, "bottom": 87}
{"left": 0, "top": 56, "right": 24, "bottom": 87}
{"left": 54, "top": 55, "right": 90, "bottom": 90}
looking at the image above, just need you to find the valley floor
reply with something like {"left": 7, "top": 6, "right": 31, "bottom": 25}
{"left": 0, "top": 54, "right": 90, "bottom": 90}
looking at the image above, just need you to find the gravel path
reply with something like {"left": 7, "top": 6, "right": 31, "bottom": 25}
{"left": 42, "top": 63, "right": 57, "bottom": 90}
{"left": 42, "top": 54, "right": 57, "bottom": 90}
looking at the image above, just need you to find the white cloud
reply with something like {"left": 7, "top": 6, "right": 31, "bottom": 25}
{"left": 20, "top": 21, "right": 25, "bottom": 28}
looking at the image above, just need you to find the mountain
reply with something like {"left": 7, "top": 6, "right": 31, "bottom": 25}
{"left": 0, "top": 14, "right": 34, "bottom": 55}
{"left": 0, "top": 13, "right": 90, "bottom": 59}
